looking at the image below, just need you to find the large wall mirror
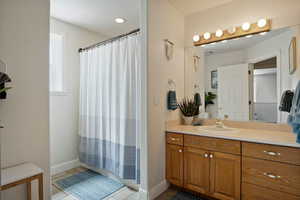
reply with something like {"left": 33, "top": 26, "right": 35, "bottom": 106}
{"left": 185, "top": 25, "right": 299, "bottom": 124}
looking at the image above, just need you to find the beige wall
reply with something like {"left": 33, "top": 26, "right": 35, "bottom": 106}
{"left": 50, "top": 18, "right": 106, "bottom": 172}
{"left": 147, "top": 0, "right": 185, "bottom": 196}
{"left": 0, "top": 0, "right": 50, "bottom": 199}
{"left": 185, "top": 0, "right": 300, "bottom": 47}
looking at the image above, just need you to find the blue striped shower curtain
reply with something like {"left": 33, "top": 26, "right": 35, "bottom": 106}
{"left": 78, "top": 32, "right": 141, "bottom": 183}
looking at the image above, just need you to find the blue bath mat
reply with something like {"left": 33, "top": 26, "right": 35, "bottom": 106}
{"left": 54, "top": 170, "right": 124, "bottom": 200}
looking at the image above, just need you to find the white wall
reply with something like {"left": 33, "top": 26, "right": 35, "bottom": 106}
{"left": 148, "top": 0, "right": 185, "bottom": 198}
{"left": 0, "top": 0, "right": 50, "bottom": 199}
{"left": 50, "top": 18, "right": 107, "bottom": 171}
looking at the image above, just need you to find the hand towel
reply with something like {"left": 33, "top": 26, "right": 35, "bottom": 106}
{"left": 167, "top": 90, "right": 178, "bottom": 110}
{"left": 287, "top": 81, "right": 300, "bottom": 143}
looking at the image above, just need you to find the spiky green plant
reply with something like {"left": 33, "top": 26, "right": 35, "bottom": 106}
{"left": 178, "top": 98, "right": 199, "bottom": 117}
{"left": 0, "top": 87, "right": 12, "bottom": 94}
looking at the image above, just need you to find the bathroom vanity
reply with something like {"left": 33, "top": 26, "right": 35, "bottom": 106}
{"left": 165, "top": 125, "right": 300, "bottom": 200}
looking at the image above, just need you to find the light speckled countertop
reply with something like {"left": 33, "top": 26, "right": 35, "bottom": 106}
{"left": 166, "top": 124, "right": 300, "bottom": 148}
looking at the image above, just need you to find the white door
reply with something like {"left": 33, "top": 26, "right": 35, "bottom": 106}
{"left": 218, "top": 64, "right": 249, "bottom": 121}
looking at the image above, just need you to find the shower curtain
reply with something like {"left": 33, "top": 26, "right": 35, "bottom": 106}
{"left": 79, "top": 32, "right": 141, "bottom": 183}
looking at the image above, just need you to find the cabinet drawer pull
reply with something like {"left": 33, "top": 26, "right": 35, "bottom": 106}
{"left": 171, "top": 138, "right": 179, "bottom": 141}
{"left": 209, "top": 154, "right": 214, "bottom": 159}
{"left": 204, "top": 153, "right": 209, "bottom": 158}
{"left": 263, "top": 150, "right": 281, "bottom": 156}
{"left": 178, "top": 149, "right": 183, "bottom": 153}
{"left": 263, "top": 172, "right": 281, "bottom": 179}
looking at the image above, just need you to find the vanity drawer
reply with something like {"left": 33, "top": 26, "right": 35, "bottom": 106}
{"left": 184, "top": 135, "right": 241, "bottom": 155}
{"left": 242, "top": 157, "right": 300, "bottom": 196}
{"left": 242, "top": 142, "right": 300, "bottom": 165}
{"left": 242, "top": 183, "right": 300, "bottom": 200}
{"left": 166, "top": 133, "right": 183, "bottom": 145}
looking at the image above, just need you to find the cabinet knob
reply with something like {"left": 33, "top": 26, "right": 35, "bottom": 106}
{"left": 171, "top": 138, "right": 179, "bottom": 141}
{"left": 263, "top": 150, "right": 280, "bottom": 156}
{"left": 178, "top": 149, "right": 183, "bottom": 153}
{"left": 209, "top": 154, "right": 214, "bottom": 159}
{"left": 204, "top": 153, "right": 209, "bottom": 158}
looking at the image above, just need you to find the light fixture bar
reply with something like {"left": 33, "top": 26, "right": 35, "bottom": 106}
{"left": 193, "top": 19, "right": 271, "bottom": 46}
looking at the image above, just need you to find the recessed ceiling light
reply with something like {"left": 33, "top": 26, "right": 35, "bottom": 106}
{"left": 115, "top": 18, "right": 126, "bottom": 24}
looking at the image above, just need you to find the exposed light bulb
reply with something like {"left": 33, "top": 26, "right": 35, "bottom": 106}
{"left": 242, "top": 22, "right": 251, "bottom": 31}
{"left": 193, "top": 35, "right": 200, "bottom": 42}
{"left": 257, "top": 18, "right": 267, "bottom": 28}
{"left": 228, "top": 27, "right": 236, "bottom": 34}
{"left": 215, "top": 29, "right": 223, "bottom": 37}
{"left": 203, "top": 32, "right": 211, "bottom": 40}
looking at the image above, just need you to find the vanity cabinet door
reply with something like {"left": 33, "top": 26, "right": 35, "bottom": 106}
{"left": 166, "top": 144, "right": 184, "bottom": 186}
{"left": 209, "top": 152, "right": 241, "bottom": 200}
{"left": 184, "top": 147, "right": 210, "bottom": 194}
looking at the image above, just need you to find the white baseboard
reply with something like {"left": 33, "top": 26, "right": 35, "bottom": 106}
{"left": 51, "top": 159, "right": 80, "bottom": 175}
{"left": 149, "top": 180, "right": 169, "bottom": 200}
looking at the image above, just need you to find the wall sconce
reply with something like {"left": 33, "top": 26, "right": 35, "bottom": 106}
{"left": 193, "top": 18, "right": 271, "bottom": 46}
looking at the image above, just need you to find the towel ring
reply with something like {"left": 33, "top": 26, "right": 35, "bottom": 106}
{"left": 0, "top": 59, "right": 7, "bottom": 73}
{"left": 168, "top": 79, "right": 176, "bottom": 91}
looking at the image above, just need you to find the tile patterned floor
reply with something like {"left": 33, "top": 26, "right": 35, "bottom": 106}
{"left": 51, "top": 167, "right": 139, "bottom": 200}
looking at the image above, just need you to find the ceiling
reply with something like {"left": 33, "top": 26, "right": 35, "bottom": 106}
{"left": 169, "top": 0, "right": 234, "bottom": 16}
{"left": 202, "top": 28, "right": 290, "bottom": 54}
{"left": 50, "top": 0, "right": 140, "bottom": 37}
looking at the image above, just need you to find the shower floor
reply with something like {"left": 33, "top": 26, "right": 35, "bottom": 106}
{"left": 51, "top": 167, "right": 139, "bottom": 200}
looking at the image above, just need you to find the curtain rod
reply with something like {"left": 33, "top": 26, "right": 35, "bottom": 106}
{"left": 78, "top": 28, "right": 140, "bottom": 53}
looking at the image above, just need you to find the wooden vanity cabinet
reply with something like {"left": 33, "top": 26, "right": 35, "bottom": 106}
{"left": 166, "top": 144, "right": 184, "bottom": 186}
{"left": 166, "top": 132, "right": 241, "bottom": 200}
{"left": 210, "top": 152, "right": 241, "bottom": 200}
{"left": 166, "top": 132, "right": 300, "bottom": 200}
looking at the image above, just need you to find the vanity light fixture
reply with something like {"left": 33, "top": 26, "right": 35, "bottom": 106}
{"left": 215, "top": 29, "right": 223, "bottom": 37}
{"left": 242, "top": 22, "right": 251, "bottom": 31}
{"left": 193, "top": 19, "right": 271, "bottom": 46}
{"left": 204, "top": 32, "right": 211, "bottom": 40}
{"left": 257, "top": 18, "right": 267, "bottom": 28}
{"left": 115, "top": 18, "right": 126, "bottom": 24}
{"left": 193, "top": 35, "right": 200, "bottom": 42}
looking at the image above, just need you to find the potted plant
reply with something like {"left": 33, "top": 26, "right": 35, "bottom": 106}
{"left": 178, "top": 98, "right": 199, "bottom": 125}
{"left": 205, "top": 92, "right": 216, "bottom": 108}
{"left": 0, "top": 72, "right": 12, "bottom": 99}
